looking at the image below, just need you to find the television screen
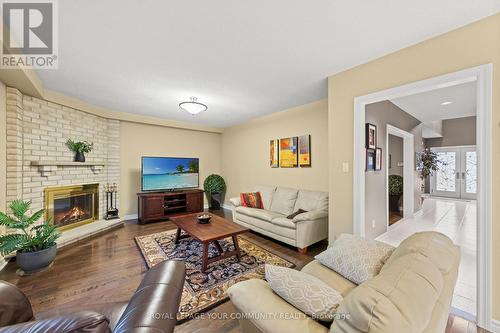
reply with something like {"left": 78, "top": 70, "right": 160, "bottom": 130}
{"left": 141, "top": 157, "right": 199, "bottom": 191}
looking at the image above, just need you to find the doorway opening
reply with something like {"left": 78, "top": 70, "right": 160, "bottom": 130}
{"left": 352, "top": 65, "right": 492, "bottom": 329}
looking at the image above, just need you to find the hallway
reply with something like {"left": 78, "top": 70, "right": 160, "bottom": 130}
{"left": 376, "top": 198, "right": 477, "bottom": 318}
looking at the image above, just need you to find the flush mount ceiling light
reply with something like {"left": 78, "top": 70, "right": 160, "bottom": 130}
{"left": 179, "top": 97, "right": 208, "bottom": 115}
{"left": 440, "top": 101, "right": 453, "bottom": 106}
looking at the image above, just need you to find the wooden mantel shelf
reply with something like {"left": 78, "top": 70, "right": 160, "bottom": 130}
{"left": 31, "top": 161, "right": 105, "bottom": 167}
{"left": 30, "top": 161, "right": 105, "bottom": 176}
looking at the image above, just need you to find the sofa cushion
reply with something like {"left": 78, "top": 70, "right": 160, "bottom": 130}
{"left": 300, "top": 260, "right": 356, "bottom": 297}
{"left": 235, "top": 206, "right": 283, "bottom": 222}
{"left": 240, "top": 192, "right": 264, "bottom": 209}
{"left": 383, "top": 231, "right": 458, "bottom": 275}
{"left": 269, "top": 187, "right": 299, "bottom": 215}
{"left": 271, "top": 217, "right": 297, "bottom": 229}
{"left": 315, "top": 234, "right": 394, "bottom": 285}
{"left": 265, "top": 265, "right": 343, "bottom": 322}
{"left": 294, "top": 190, "right": 329, "bottom": 212}
{"left": 235, "top": 213, "right": 296, "bottom": 240}
{"left": 252, "top": 185, "right": 277, "bottom": 210}
{"left": 330, "top": 253, "right": 444, "bottom": 333}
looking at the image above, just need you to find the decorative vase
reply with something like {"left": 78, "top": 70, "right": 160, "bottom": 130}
{"left": 389, "top": 194, "right": 401, "bottom": 212}
{"left": 74, "top": 151, "right": 85, "bottom": 162}
{"left": 16, "top": 244, "right": 57, "bottom": 275}
{"left": 209, "top": 193, "right": 222, "bottom": 210}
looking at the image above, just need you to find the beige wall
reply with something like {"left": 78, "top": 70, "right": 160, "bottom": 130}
{"left": 221, "top": 100, "right": 328, "bottom": 203}
{"left": 120, "top": 121, "right": 222, "bottom": 216}
{"left": 0, "top": 81, "right": 5, "bottom": 264}
{"left": 328, "top": 13, "right": 500, "bottom": 318}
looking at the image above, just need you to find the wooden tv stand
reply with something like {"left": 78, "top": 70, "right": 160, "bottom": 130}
{"left": 137, "top": 189, "right": 204, "bottom": 224}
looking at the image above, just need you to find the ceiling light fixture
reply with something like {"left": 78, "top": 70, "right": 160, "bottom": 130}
{"left": 440, "top": 101, "right": 453, "bottom": 106}
{"left": 179, "top": 97, "right": 207, "bottom": 115}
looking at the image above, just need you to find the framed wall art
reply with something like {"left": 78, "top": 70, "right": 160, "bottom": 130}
{"left": 366, "top": 149, "right": 376, "bottom": 171}
{"left": 298, "top": 135, "right": 311, "bottom": 167}
{"left": 270, "top": 139, "right": 279, "bottom": 168}
{"left": 279, "top": 137, "right": 298, "bottom": 168}
{"left": 365, "top": 123, "right": 377, "bottom": 149}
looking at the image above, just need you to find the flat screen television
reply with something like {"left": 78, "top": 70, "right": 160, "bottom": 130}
{"left": 141, "top": 156, "right": 199, "bottom": 192}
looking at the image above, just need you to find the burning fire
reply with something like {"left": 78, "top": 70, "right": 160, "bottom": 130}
{"left": 60, "top": 206, "right": 90, "bottom": 224}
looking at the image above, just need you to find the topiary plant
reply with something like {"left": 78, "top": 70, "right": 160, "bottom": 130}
{"left": 388, "top": 175, "right": 403, "bottom": 196}
{"left": 203, "top": 174, "right": 226, "bottom": 194}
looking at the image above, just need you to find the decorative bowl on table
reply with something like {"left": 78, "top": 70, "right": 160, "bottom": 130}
{"left": 197, "top": 214, "right": 212, "bottom": 224}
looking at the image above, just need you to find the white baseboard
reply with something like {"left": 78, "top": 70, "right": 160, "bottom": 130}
{"left": 491, "top": 319, "right": 500, "bottom": 333}
{"left": 123, "top": 214, "right": 138, "bottom": 221}
{"left": 222, "top": 203, "right": 233, "bottom": 210}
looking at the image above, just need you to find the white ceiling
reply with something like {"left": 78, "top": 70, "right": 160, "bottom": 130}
{"left": 390, "top": 81, "right": 477, "bottom": 122}
{"left": 36, "top": 1, "right": 499, "bottom": 128}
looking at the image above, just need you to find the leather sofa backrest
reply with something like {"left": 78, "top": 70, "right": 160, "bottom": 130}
{"left": 330, "top": 232, "right": 460, "bottom": 333}
{"left": 269, "top": 187, "right": 299, "bottom": 215}
{"left": 252, "top": 185, "right": 277, "bottom": 210}
{"left": 0, "top": 281, "right": 34, "bottom": 327}
{"left": 293, "top": 190, "right": 329, "bottom": 212}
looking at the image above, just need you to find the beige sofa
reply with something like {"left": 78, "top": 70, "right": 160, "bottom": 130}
{"left": 229, "top": 185, "right": 328, "bottom": 253}
{"left": 228, "top": 231, "right": 460, "bottom": 333}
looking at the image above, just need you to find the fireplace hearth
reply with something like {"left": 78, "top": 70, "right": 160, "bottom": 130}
{"left": 44, "top": 184, "right": 99, "bottom": 231}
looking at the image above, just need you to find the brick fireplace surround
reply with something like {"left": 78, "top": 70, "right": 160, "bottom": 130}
{"left": 5, "top": 87, "right": 122, "bottom": 245}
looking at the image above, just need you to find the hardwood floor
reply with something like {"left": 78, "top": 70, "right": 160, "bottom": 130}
{"left": 0, "top": 209, "right": 487, "bottom": 333}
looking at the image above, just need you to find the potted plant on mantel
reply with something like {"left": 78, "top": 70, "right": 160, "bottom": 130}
{"left": 388, "top": 175, "right": 403, "bottom": 213}
{"left": 203, "top": 174, "right": 226, "bottom": 210}
{"left": 65, "top": 139, "right": 94, "bottom": 162}
{"left": 0, "top": 200, "right": 60, "bottom": 275}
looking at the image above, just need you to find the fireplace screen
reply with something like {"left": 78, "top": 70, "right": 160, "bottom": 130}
{"left": 44, "top": 184, "right": 99, "bottom": 231}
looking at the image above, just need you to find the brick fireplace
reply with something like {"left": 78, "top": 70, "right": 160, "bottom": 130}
{"left": 4, "top": 87, "right": 122, "bottom": 245}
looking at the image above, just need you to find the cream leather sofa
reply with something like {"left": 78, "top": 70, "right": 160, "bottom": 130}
{"left": 229, "top": 185, "right": 328, "bottom": 253}
{"left": 228, "top": 231, "right": 460, "bottom": 333}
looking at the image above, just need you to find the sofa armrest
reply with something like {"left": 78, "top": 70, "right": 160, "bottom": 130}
{"left": 0, "top": 311, "right": 109, "bottom": 333}
{"left": 227, "top": 279, "right": 329, "bottom": 333}
{"left": 229, "top": 197, "right": 241, "bottom": 207}
{"left": 292, "top": 210, "right": 328, "bottom": 223}
{"left": 113, "top": 260, "right": 186, "bottom": 333}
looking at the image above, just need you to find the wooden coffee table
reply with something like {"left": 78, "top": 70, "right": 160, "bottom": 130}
{"left": 170, "top": 213, "right": 249, "bottom": 272}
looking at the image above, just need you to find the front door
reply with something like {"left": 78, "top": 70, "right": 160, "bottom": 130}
{"left": 430, "top": 146, "right": 477, "bottom": 200}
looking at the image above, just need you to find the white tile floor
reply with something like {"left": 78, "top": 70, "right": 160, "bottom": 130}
{"left": 376, "top": 197, "right": 477, "bottom": 318}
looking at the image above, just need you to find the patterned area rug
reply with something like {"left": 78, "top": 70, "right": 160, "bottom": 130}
{"left": 135, "top": 229, "right": 294, "bottom": 322}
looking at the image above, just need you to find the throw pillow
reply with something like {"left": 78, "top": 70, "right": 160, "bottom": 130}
{"left": 265, "top": 264, "right": 343, "bottom": 322}
{"left": 239, "top": 192, "right": 263, "bottom": 209}
{"left": 286, "top": 209, "right": 307, "bottom": 220}
{"left": 315, "top": 234, "right": 395, "bottom": 285}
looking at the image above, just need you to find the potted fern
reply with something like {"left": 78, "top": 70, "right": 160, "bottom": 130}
{"left": 203, "top": 174, "right": 226, "bottom": 210}
{"left": 65, "top": 139, "right": 93, "bottom": 162}
{"left": 0, "top": 200, "right": 60, "bottom": 275}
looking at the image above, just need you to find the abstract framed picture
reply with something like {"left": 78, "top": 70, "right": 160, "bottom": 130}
{"left": 279, "top": 137, "right": 298, "bottom": 168}
{"left": 270, "top": 139, "right": 279, "bottom": 168}
{"left": 375, "top": 148, "right": 382, "bottom": 171}
{"left": 366, "top": 149, "right": 375, "bottom": 171}
{"left": 298, "top": 135, "right": 311, "bottom": 167}
{"left": 365, "top": 123, "right": 377, "bottom": 149}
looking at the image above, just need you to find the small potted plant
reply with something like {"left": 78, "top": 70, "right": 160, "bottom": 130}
{"left": 388, "top": 175, "right": 403, "bottom": 212}
{"left": 65, "top": 139, "right": 93, "bottom": 162}
{"left": 0, "top": 200, "right": 60, "bottom": 275}
{"left": 203, "top": 174, "right": 226, "bottom": 210}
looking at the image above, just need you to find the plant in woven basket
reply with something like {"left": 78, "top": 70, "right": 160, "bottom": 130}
{"left": 203, "top": 174, "right": 226, "bottom": 210}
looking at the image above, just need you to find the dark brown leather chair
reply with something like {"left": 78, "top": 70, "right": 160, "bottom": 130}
{"left": 0, "top": 260, "right": 186, "bottom": 333}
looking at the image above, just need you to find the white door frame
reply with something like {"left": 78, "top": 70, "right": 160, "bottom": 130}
{"left": 386, "top": 125, "right": 414, "bottom": 229}
{"left": 353, "top": 64, "right": 492, "bottom": 329}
